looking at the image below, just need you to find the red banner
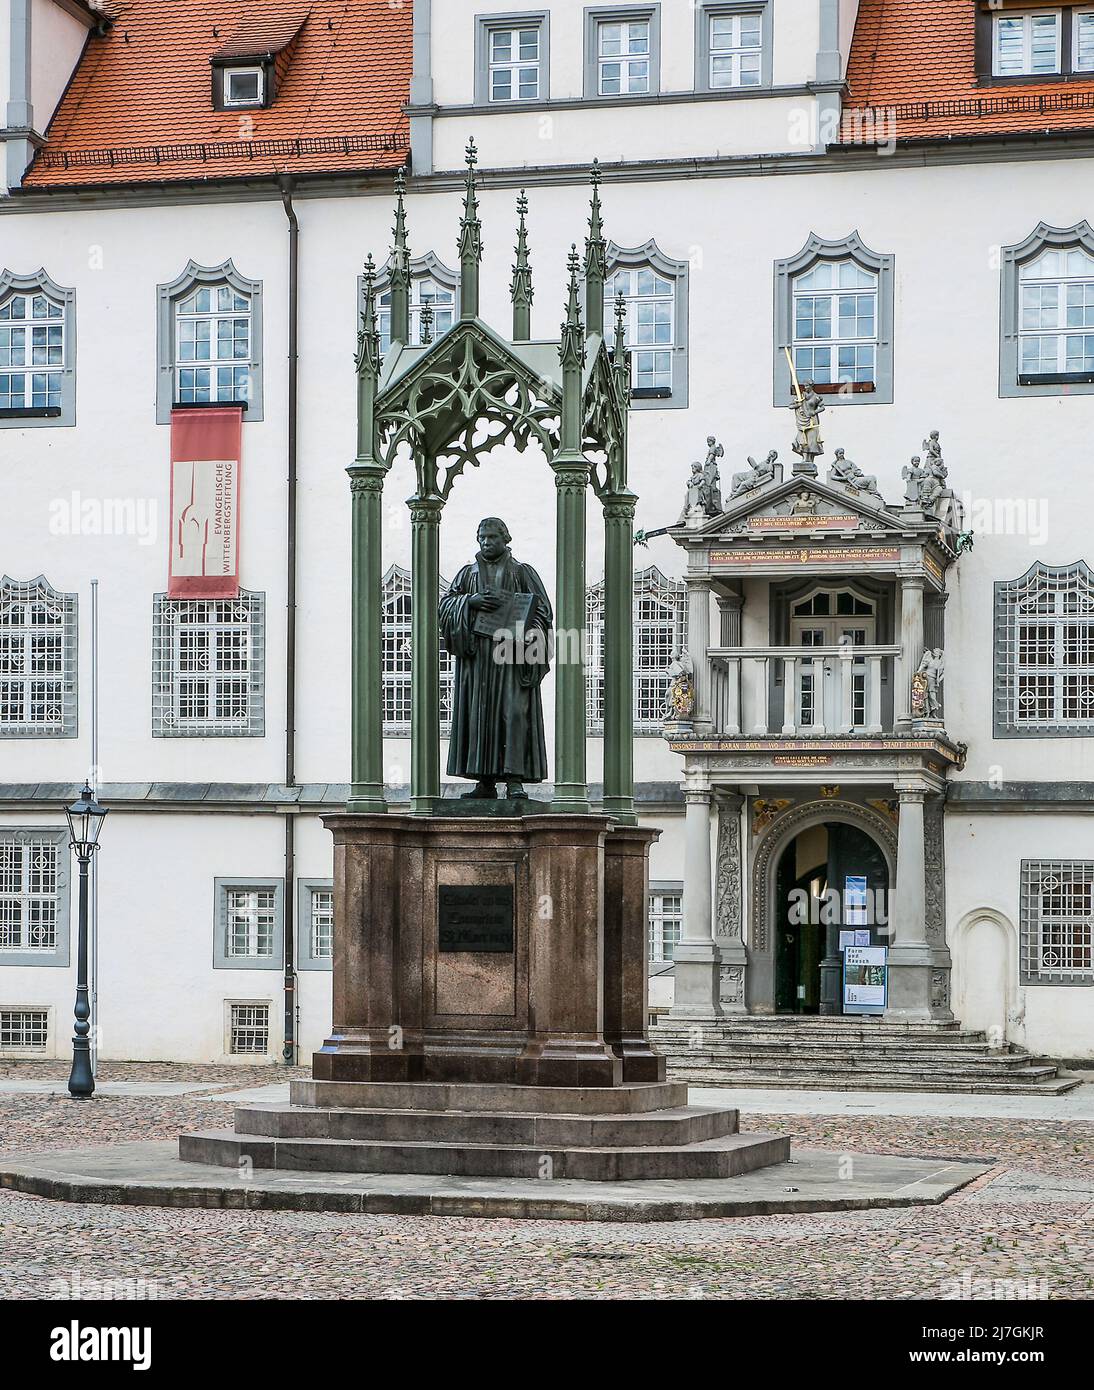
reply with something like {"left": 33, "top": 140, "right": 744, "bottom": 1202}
{"left": 168, "top": 407, "right": 243, "bottom": 598}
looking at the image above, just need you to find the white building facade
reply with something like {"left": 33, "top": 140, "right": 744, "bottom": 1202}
{"left": 1, "top": 0, "right": 1092, "bottom": 1064}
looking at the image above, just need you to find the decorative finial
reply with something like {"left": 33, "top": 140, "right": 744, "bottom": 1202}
{"left": 388, "top": 166, "right": 411, "bottom": 345}
{"left": 613, "top": 289, "right": 629, "bottom": 399}
{"left": 419, "top": 301, "right": 434, "bottom": 345}
{"left": 583, "top": 158, "right": 607, "bottom": 339}
{"left": 559, "top": 243, "right": 586, "bottom": 371}
{"left": 511, "top": 189, "right": 533, "bottom": 341}
{"left": 356, "top": 253, "right": 380, "bottom": 374}
{"left": 458, "top": 137, "right": 482, "bottom": 319}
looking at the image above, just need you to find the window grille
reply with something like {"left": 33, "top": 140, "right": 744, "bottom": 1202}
{"left": 648, "top": 890, "right": 682, "bottom": 962}
{"left": 225, "top": 888, "right": 276, "bottom": 959}
{"left": 229, "top": 1002, "right": 269, "bottom": 1055}
{"left": 995, "top": 562, "right": 1094, "bottom": 736}
{"left": 0, "top": 834, "right": 60, "bottom": 952}
{"left": 0, "top": 1008, "right": 48, "bottom": 1050}
{"left": 0, "top": 577, "right": 77, "bottom": 737}
{"left": 1021, "top": 860, "right": 1094, "bottom": 984}
{"left": 586, "top": 567, "right": 686, "bottom": 732}
{"left": 153, "top": 591, "right": 264, "bottom": 737}
{"left": 381, "top": 566, "right": 454, "bottom": 734}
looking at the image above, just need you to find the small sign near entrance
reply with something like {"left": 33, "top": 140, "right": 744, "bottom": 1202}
{"left": 844, "top": 945, "right": 887, "bottom": 1015}
{"left": 438, "top": 884, "right": 514, "bottom": 953}
{"left": 839, "top": 929, "right": 871, "bottom": 950}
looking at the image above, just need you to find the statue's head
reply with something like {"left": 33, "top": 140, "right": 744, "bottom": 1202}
{"left": 835, "top": 448, "right": 845, "bottom": 459}
{"left": 706, "top": 435, "right": 716, "bottom": 446}
{"left": 477, "top": 517, "right": 511, "bottom": 560}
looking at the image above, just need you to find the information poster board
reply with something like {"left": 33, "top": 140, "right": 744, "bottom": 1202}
{"left": 843, "top": 945, "right": 887, "bottom": 1016}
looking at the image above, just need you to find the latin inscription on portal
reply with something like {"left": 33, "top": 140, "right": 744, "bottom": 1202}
{"left": 438, "top": 885, "right": 514, "bottom": 953}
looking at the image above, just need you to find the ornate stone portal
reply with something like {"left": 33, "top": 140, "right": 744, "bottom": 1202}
{"left": 180, "top": 150, "right": 789, "bottom": 1189}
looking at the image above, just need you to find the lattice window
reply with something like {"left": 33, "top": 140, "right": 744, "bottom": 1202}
{"left": 0, "top": 833, "right": 62, "bottom": 953}
{"left": 587, "top": 567, "right": 687, "bottom": 733}
{"left": 648, "top": 888, "right": 682, "bottom": 962}
{"left": 381, "top": 566, "right": 454, "bottom": 735}
{"left": 1021, "top": 861, "right": 1094, "bottom": 985}
{"left": 225, "top": 888, "right": 276, "bottom": 959}
{"left": 0, "top": 1008, "right": 48, "bottom": 1050}
{"left": 995, "top": 562, "right": 1094, "bottom": 736}
{"left": 0, "top": 577, "right": 77, "bottom": 737}
{"left": 153, "top": 591, "right": 264, "bottom": 737}
{"left": 229, "top": 1002, "right": 269, "bottom": 1055}
{"left": 310, "top": 888, "right": 334, "bottom": 960}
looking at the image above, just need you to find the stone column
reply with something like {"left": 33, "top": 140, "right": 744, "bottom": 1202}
{"left": 885, "top": 782, "right": 937, "bottom": 1020}
{"left": 686, "top": 577, "right": 713, "bottom": 734}
{"left": 602, "top": 490, "right": 637, "bottom": 823}
{"left": 409, "top": 491, "right": 443, "bottom": 814}
{"left": 672, "top": 780, "right": 721, "bottom": 1016}
{"left": 898, "top": 575, "right": 925, "bottom": 727}
{"left": 552, "top": 463, "right": 590, "bottom": 812}
{"left": 347, "top": 466, "right": 388, "bottom": 813}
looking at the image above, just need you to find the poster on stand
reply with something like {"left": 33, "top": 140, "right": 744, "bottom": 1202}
{"left": 844, "top": 945, "right": 887, "bottom": 1016}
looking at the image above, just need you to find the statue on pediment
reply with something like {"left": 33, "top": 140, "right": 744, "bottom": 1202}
{"left": 913, "top": 648, "right": 945, "bottom": 721}
{"left": 684, "top": 461, "right": 706, "bottom": 517}
{"left": 902, "top": 454, "right": 927, "bottom": 506}
{"left": 790, "top": 382, "right": 825, "bottom": 475}
{"left": 730, "top": 449, "right": 779, "bottom": 499}
{"left": 789, "top": 490, "right": 818, "bottom": 515}
{"left": 703, "top": 436, "right": 724, "bottom": 515}
{"left": 662, "top": 651, "right": 695, "bottom": 722}
{"left": 828, "top": 447, "right": 881, "bottom": 502}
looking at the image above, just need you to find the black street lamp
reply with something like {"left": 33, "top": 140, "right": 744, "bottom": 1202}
{"left": 64, "top": 783, "right": 108, "bottom": 1098}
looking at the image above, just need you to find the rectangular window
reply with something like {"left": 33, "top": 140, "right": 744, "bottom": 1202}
{"left": 0, "top": 835, "right": 60, "bottom": 954}
{"left": 992, "top": 11, "right": 1061, "bottom": 76}
{"left": 224, "top": 66, "right": 264, "bottom": 107}
{"left": 226, "top": 888, "right": 276, "bottom": 959}
{"left": 311, "top": 889, "right": 334, "bottom": 961}
{"left": 175, "top": 285, "right": 253, "bottom": 407}
{"left": 153, "top": 592, "right": 264, "bottom": 737}
{"left": 597, "top": 18, "right": 650, "bottom": 94}
{"left": 648, "top": 890, "right": 682, "bottom": 962}
{"left": 0, "top": 579, "right": 77, "bottom": 737}
{"left": 1018, "top": 246, "right": 1094, "bottom": 382}
{"left": 488, "top": 26, "right": 541, "bottom": 101}
{"left": 0, "top": 292, "right": 64, "bottom": 412}
{"left": 1021, "top": 861, "right": 1094, "bottom": 984}
{"left": 709, "top": 11, "right": 762, "bottom": 88}
{"left": 791, "top": 259, "right": 879, "bottom": 390}
{"left": 0, "top": 1008, "right": 48, "bottom": 1051}
{"left": 1076, "top": 8, "right": 1094, "bottom": 70}
{"left": 229, "top": 1002, "right": 270, "bottom": 1055}
{"left": 606, "top": 266, "right": 675, "bottom": 393}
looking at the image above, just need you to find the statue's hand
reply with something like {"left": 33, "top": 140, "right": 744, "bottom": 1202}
{"left": 469, "top": 590, "right": 501, "bottom": 612}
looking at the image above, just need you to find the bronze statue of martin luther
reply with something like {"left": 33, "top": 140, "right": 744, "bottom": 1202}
{"left": 439, "top": 517, "right": 553, "bottom": 799}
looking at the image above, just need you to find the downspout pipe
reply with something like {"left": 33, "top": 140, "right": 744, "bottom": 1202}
{"left": 280, "top": 175, "right": 299, "bottom": 1065}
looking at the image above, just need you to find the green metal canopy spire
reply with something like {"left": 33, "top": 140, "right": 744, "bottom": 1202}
{"left": 583, "top": 159, "right": 607, "bottom": 340}
{"left": 559, "top": 243, "right": 586, "bottom": 374}
{"left": 612, "top": 288, "right": 629, "bottom": 399}
{"left": 389, "top": 166, "right": 411, "bottom": 346}
{"left": 510, "top": 189, "right": 533, "bottom": 343}
{"left": 458, "top": 137, "right": 482, "bottom": 321}
{"left": 355, "top": 253, "right": 381, "bottom": 380}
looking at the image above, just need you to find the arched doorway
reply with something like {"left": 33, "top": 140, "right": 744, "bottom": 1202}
{"left": 774, "top": 821, "right": 890, "bottom": 1014}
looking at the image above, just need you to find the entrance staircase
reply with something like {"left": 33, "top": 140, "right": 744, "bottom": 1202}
{"left": 650, "top": 1015, "right": 1080, "bottom": 1095}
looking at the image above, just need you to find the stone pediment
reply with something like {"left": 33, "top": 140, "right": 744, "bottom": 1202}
{"left": 693, "top": 475, "right": 900, "bottom": 540}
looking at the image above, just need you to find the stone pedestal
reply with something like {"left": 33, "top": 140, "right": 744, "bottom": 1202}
{"left": 313, "top": 809, "right": 663, "bottom": 1089}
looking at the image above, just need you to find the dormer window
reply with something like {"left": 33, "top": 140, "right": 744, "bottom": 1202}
{"left": 223, "top": 66, "right": 265, "bottom": 108}
{"left": 993, "top": 10, "right": 1061, "bottom": 77}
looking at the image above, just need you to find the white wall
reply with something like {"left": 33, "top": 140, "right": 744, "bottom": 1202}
{"left": 29, "top": 0, "right": 88, "bottom": 134}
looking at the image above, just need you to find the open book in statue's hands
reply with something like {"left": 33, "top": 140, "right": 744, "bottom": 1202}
{"left": 472, "top": 589, "right": 535, "bottom": 639}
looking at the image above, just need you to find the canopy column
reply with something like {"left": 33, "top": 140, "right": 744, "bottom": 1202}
{"left": 410, "top": 489, "right": 444, "bottom": 814}
{"left": 602, "top": 488, "right": 637, "bottom": 823}
{"left": 552, "top": 462, "right": 590, "bottom": 812}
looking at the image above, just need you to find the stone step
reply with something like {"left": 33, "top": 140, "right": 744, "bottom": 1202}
{"left": 666, "top": 1068, "right": 1082, "bottom": 1096}
{"left": 652, "top": 1040, "right": 1028, "bottom": 1060}
{"left": 290, "top": 1079, "right": 688, "bottom": 1114}
{"left": 654, "top": 1046, "right": 1054, "bottom": 1070}
{"left": 179, "top": 1127, "right": 791, "bottom": 1182}
{"left": 663, "top": 1056, "right": 1062, "bottom": 1080}
{"left": 233, "top": 1102, "right": 739, "bottom": 1148}
{"left": 653, "top": 1024, "right": 986, "bottom": 1044}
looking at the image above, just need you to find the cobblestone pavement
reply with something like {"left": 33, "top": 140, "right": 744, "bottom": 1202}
{"left": 0, "top": 1063, "right": 1090, "bottom": 1300}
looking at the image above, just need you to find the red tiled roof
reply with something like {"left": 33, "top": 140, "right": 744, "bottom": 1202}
{"left": 842, "top": 0, "right": 1094, "bottom": 144}
{"left": 23, "top": 0, "right": 410, "bottom": 190}
{"left": 211, "top": 9, "right": 311, "bottom": 61}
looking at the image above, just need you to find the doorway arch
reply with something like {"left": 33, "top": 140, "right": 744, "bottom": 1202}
{"left": 952, "top": 908, "right": 1020, "bottom": 1047}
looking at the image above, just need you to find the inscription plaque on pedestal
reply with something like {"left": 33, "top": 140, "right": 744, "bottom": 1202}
{"left": 438, "top": 884, "right": 515, "bottom": 953}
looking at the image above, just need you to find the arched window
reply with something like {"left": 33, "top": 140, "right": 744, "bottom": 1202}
{"left": 586, "top": 566, "right": 687, "bottom": 733}
{"left": 0, "top": 270, "right": 76, "bottom": 427}
{"left": 603, "top": 241, "right": 689, "bottom": 408}
{"left": 1001, "top": 223, "right": 1094, "bottom": 397}
{"left": 157, "top": 260, "right": 263, "bottom": 422}
{"left": 995, "top": 561, "right": 1094, "bottom": 736}
{"left": 381, "top": 566, "right": 455, "bottom": 734}
{"left": 0, "top": 576, "right": 77, "bottom": 738}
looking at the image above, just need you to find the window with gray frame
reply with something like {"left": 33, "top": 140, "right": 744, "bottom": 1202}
{"left": 1021, "top": 860, "right": 1094, "bottom": 984}
{"left": 0, "top": 828, "right": 70, "bottom": 967}
{"left": 382, "top": 565, "right": 454, "bottom": 734}
{"left": 994, "top": 560, "right": 1094, "bottom": 737}
{"left": 156, "top": 260, "right": 263, "bottom": 423}
{"left": 648, "top": 883, "right": 683, "bottom": 962}
{"left": 214, "top": 878, "right": 284, "bottom": 970}
{"left": 604, "top": 240, "right": 688, "bottom": 407}
{"left": 584, "top": 5, "right": 660, "bottom": 97}
{"left": 695, "top": 2, "right": 773, "bottom": 92}
{"left": 0, "top": 576, "right": 77, "bottom": 738}
{"left": 0, "top": 1008, "right": 50, "bottom": 1051}
{"left": 586, "top": 566, "right": 687, "bottom": 733}
{"left": 0, "top": 270, "right": 76, "bottom": 427}
{"left": 297, "top": 878, "right": 334, "bottom": 970}
{"left": 1000, "top": 221, "right": 1094, "bottom": 397}
{"left": 366, "top": 252, "right": 460, "bottom": 356}
{"left": 774, "top": 232, "right": 895, "bottom": 407}
{"left": 152, "top": 591, "right": 265, "bottom": 738}
{"left": 475, "top": 12, "right": 550, "bottom": 104}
